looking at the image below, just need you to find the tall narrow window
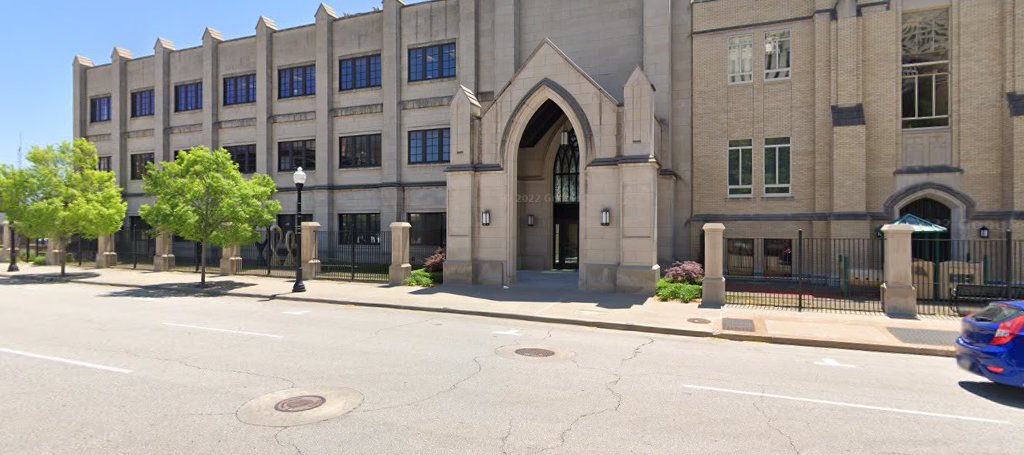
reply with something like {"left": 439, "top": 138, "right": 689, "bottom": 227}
{"left": 339, "top": 134, "right": 382, "bottom": 168}
{"left": 902, "top": 9, "right": 949, "bottom": 128}
{"left": 174, "top": 82, "right": 203, "bottom": 112}
{"left": 553, "top": 130, "right": 580, "bottom": 204}
{"left": 97, "top": 156, "right": 112, "bottom": 172}
{"left": 728, "top": 35, "right": 753, "bottom": 84}
{"left": 90, "top": 96, "right": 111, "bottom": 122}
{"left": 764, "top": 31, "right": 792, "bottom": 80}
{"left": 408, "top": 128, "right": 450, "bottom": 164}
{"left": 340, "top": 54, "right": 382, "bottom": 91}
{"left": 224, "top": 74, "right": 257, "bottom": 105}
{"left": 225, "top": 144, "right": 257, "bottom": 174}
{"left": 131, "top": 90, "right": 154, "bottom": 117}
{"left": 763, "top": 137, "right": 791, "bottom": 195}
{"left": 130, "top": 152, "right": 154, "bottom": 180}
{"left": 279, "top": 64, "right": 316, "bottom": 99}
{"left": 728, "top": 139, "right": 753, "bottom": 196}
{"left": 408, "top": 43, "right": 456, "bottom": 82}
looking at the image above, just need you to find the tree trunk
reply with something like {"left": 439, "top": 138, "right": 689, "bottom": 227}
{"left": 60, "top": 237, "right": 66, "bottom": 277}
{"left": 200, "top": 241, "right": 207, "bottom": 287}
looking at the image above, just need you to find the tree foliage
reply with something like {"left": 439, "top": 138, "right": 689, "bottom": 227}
{"left": 0, "top": 139, "right": 126, "bottom": 275}
{"left": 140, "top": 146, "right": 280, "bottom": 285}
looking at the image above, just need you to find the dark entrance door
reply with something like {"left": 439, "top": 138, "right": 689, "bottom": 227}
{"left": 901, "top": 198, "right": 952, "bottom": 261}
{"left": 552, "top": 130, "right": 579, "bottom": 269}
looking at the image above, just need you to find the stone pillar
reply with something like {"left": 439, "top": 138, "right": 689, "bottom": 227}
{"left": 202, "top": 28, "right": 223, "bottom": 151}
{"left": 153, "top": 39, "right": 175, "bottom": 162}
{"left": 0, "top": 221, "right": 10, "bottom": 262}
{"left": 301, "top": 222, "right": 320, "bottom": 280}
{"left": 72, "top": 56, "right": 94, "bottom": 139}
{"left": 389, "top": 222, "right": 412, "bottom": 285}
{"left": 96, "top": 235, "right": 117, "bottom": 268}
{"left": 110, "top": 48, "right": 132, "bottom": 189}
{"left": 219, "top": 245, "right": 242, "bottom": 276}
{"left": 255, "top": 17, "right": 277, "bottom": 175}
{"left": 881, "top": 224, "right": 917, "bottom": 318}
{"left": 153, "top": 232, "right": 175, "bottom": 271}
{"left": 702, "top": 223, "right": 726, "bottom": 307}
{"left": 46, "top": 238, "right": 64, "bottom": 265}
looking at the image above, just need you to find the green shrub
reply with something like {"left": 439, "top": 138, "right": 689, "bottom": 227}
{"left": 404, "top": 268, "right": 440, "bottom": 287}
{"left": 32, "top": 255, "right": 47, "bottom": 266}
{"left": 655, "top": 278, "right": 702, "bottom": 303}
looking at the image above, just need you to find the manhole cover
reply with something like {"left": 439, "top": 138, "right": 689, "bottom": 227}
{"left": 515, "top": 348, "right": 555, "bottom": 358}
{"left": 687, "top": 318, "right": 712, "bottom": 324}
{"left": 274, "top": 395, "right": 326, "bottom": 413}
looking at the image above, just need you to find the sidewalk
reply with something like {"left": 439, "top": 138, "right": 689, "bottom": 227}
{"left": 0, "top": 264, "right": 961, "bottom": 357}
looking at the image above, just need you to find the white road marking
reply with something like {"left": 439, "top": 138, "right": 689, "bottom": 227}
{"left": 814, "top": 358, "right": 856, "bottom": 368}
{"left": 492, "top": 329, "right": 522, "bottom": 336}
{"left": 282, "top": 310, "right": 311, "bottom": 315}
{"left": 683, "top": 384, "right": 1010, "bottom": 425}
{"left": 161, "top": 323, "right": 283, "bottom": 339}
{"left": 0, "top": 348, "right": 133, "bottom": 374}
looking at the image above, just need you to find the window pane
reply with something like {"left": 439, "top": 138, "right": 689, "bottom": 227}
{"left": 902, "top": 9, "right": 950, "bottom": 65}
{"left": 917, "top": 74, "right": 934, "bottom": 117}
{"left": 934, "top": 73, "right": 949, "bottom": 117}
{"left": 426, "top": 46, "right": 439, "bottom": 79}
{"left": 341, "top": 60, "right": 353, "bottom": 90}
{"left": 370, "top": 55, "right": 381, "bottom": 86}
{"left": 409, "top": 49, "right": 424, "bottom": 81}
{"left": 765, "top": 148, "right": 777, "bottom": 184}
{"left": 426, "top": 130, "right": 439, "bottom": 162}
{"left": 778, "top": 147, "right": 790, "bottom": 184}
{"left": 443, "top": 43, "right": 457, "bottom": 77}
{"left": 355, "top": 58, "right": 368, "bottom": 88}
{"left": 902, "top": 78, "right": 916, "bottom": 118}
{"left": 728, "top": 149, "right": 739, "bottom": 186}
{"left": 741, "top": 149, "right": 752, "bottom": 185}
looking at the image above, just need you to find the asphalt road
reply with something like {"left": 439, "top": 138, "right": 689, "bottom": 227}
{"left": 1, "top": 279, "right": 1022, "bottom": 455}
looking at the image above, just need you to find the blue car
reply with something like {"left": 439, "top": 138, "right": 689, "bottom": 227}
{"left": 956, "top": 301, "right": 1024, "bottom": 387}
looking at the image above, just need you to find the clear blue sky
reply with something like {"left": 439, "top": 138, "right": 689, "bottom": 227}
{"left": 0, "top": 0, "right": 410, "bottom": 166}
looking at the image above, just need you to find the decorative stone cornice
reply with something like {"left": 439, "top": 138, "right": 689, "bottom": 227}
{"left": 401, "top": 96, "right": 454, "bottom": 110}
{"left": 167, "top": 124, "right": 203, "bottom": 135}
{"left": 217, "top": 118, "right": 257, "bottom": 129}
{"left": 271, "top": 111, "right": 316, "bottom": 123}
{"left": 331, "top": 104, "right": 384, "bottom": 117}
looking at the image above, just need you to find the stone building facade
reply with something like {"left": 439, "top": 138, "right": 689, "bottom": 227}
{"left": 73, "top": 0, "right": 1024, "bottom": 292}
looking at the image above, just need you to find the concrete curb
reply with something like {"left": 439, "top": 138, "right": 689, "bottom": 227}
{"left": 1, "top": 274, "right": 956, "bottom": 358}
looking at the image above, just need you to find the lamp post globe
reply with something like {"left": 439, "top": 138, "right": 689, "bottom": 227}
{"left": 292, "top": 167, "right": 307, "bottom": 293}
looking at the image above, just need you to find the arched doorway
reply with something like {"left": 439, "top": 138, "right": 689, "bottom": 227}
{"left": 552, "top": 130, "right": 579, "bottom": 269}
{"left": 900, "top": 197, "right": 952, "bottom": 261}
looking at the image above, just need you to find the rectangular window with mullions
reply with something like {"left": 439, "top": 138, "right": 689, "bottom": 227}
{"left": 279, "top": 64, "right": 316, "bottom": 99}
{"left": 340, "top": 54, "right": 381, "bottom": 91}
{"left": 130, "top": 152, "right": 154, "bottom": 180}
{"left": 131, "top": 90, "right": 154, "bottom": 117}
{"left": 764, "top": 30, "right": 791, "bottom": 80}
{"left": 97, "top": 156, "right": 112, "bottom": 172}
{"left": 763, "top": 137, "right": 791, "bottom": 195}
{"left": 225, "top": 144, "right": 257, "bottom": 174}
{"left": 338, "top": 213, "right": 381, "bottom": 245}
{"left": 408, "top": 128, "right": 450, "bottom": 164}
{"left": 728, "top": 139, "right": 753, "bottom": 197}
{"left": 408, "top": 43, "right": 456, "bottom": 82}
{"left": 278, "top": 139, "right": 316, "bottom": 172}
{"left": 339, "top": 134, "right": 382, "bottom": 168}
{"left": 90, "top": 96, "right": 111, "bottom": 122}
{"left": 901, "top": 9, "right": 949, "bottom": 129}
{"left": 174, "top": 82, "right": 202, "bottom": 112}
{"left": 224, "top": 74, "right": 257, "bottom": 105}
{"left": 728, "top": 35, "right": 753, "bottom": 84}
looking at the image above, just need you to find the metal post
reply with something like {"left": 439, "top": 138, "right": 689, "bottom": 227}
{"left": 266, "top": 227, "right": 273, "bottom": 277}
{"left": 131, "top": 224, "right": 138, "bottom": 269}
{"left": 797, "top": 230, "right": 803, "bottom": 312}
{"left": 77, "top": 236, "right": 83, "bottom": 266}
{"left": 7, "top": 227, "right": 19, "bottom": 272}
{"left": 1007, "top": 230, "right": 1014, "bottom": 299}
{"left": 292, "top": 183, "right": 306, "bottom": 293}
{"left": 350, "top": 225, "right": 356, "bottom": 281}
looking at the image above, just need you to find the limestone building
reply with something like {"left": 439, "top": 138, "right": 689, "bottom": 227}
{"left": 73, "top": 0, "right": 1024, "bottom": 292}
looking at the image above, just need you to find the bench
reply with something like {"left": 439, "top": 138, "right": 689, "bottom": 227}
{"left": 952, "top": 284, "right": 1024, "bottom": 315}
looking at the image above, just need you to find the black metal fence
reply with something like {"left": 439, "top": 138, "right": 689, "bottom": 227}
{"left": 114, "top": 227, "right": 155, "bottom": 269}
{"left": 67, "top": 236, "right": 98, "bottom": 266}
{"left": 317, "top": 230, "right": 390, "bottom": 282}
{"left": 911, "top": 237, "right": 1024, "bottom": 316}
{"left": 724, "top": 233, "right": 884, "bottom": 313}
{"left": 171, "top": 239, "right": 222, "bottom": 273}
{"left": 237, "top": 227, "right": 297, "bottom": 278}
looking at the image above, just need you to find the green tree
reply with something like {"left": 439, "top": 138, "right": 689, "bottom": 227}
{"left": 0, "top": 139, "right": 126, "bottom": 275}
{"left": 140, "top": 146, "right": 280, "bottom": 286}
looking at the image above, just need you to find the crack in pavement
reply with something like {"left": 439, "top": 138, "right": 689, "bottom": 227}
{"left": 360, "top": 316, "right": 443, "bottom": 342}
{"left": 536, "top": 337, "right": 655, "bottom": 454}
{"left": 273, "top": 428, "right": 305, "bottom": 455}
{"left": 77, "top": 346, "right": 297, "bottom": 389}
{"left": 356, "top": 353, "right": 490, "bottom": 414}
{"left": 500, "top": 417, "right": 514, "bottom": 455}
{"left": 752, "top": 395, "right": 799, "bottom": 455}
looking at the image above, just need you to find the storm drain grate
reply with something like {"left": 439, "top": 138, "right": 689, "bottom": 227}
{"left": 515, "top": 348, "right": 555, "bottom": 358}
{"left": 274, "top": 395, "right": 326, "bottom": 413}
{"left": 722, "top": 318, "right": 756, "bottom": 332}
{"left": 887, "top": 327, "right": 959, "bottom": 346}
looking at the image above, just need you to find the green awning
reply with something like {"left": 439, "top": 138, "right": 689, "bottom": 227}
{"left": 889, "top": 213, "right": 948, "bottom": 233}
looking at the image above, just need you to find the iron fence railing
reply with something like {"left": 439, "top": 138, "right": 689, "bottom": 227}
{"left": 317, "top": 230, "right": 391, "bottom": 282}
{"left": 237, "top": 228, "right": 296, "bottom": 278}
{"left": 113, "top": 227, "right": 155, "bottom": 269}
{"left": 910, "top": 237, "right": 1024, "bottom": 316}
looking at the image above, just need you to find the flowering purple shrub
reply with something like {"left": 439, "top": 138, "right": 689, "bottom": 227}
{"left": 663, "top": 261, "right": 704, "bottom": 284}
{"left": 424, "top": 248, "right": 446, "bottom": 274}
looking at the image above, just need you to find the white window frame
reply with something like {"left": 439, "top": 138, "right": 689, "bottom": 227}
{"left": 728, "top": 140, "right": 753, "bottom": 197}
{"left": 764, "top": 30, "right": 792, "bottom": 81}
{"left": 728, "top": 35, "right": 753, "bottom": 84}
{"left": 901, "top": 63, "right": 949, "bottom": 127}
{"left": 763, "top": 138, "right": 791, "bottom": 196}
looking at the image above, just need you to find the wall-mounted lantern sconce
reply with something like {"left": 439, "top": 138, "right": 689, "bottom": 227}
{"left": 481, "top": 210, "right": 491, "bottom": 227}
{"left": 600, "top": 209, "right": 611, "bottom": 227}
{"left": 527, "top": 214, "right": 535, "bottom": 227}
{"left": 979, "top": 226, "right": 991, "bottom": 239}
{"left": 875, "top": 227, "right": 883, "bottom": 238}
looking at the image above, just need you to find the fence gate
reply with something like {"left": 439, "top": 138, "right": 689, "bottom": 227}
{"left": 911, "top": 237, "right": 1024, "bottom": 316}
{"left": 237, "top": 227, "right": 296, "bottom": 278}
{"left": 114, "top": 226, "right": 155, "bottom": 269}
{"left": 722, "top": 232, "right": 884, "bottom": 313}
{"left": 317, "top": 229, "right": 391, "bottom": 282}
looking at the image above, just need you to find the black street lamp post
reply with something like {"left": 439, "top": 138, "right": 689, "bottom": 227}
{"left": 292, "top": 167, "right": 307, "bottom": 293}
{"left": 7, "top": 227, "right": 18, "bottom": 272}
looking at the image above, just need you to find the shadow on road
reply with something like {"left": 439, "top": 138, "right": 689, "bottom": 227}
{"left": 959, "top": 381, "right": 1024, "bottom": 409}
{"left": 410, "top": 284, "right": 649, "bottom": 309}
{"left": 0, "top": 272, "right": 101, "bottom": 285}
{"left": 102, "top": 280, "right": 258, "bottom": 299}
